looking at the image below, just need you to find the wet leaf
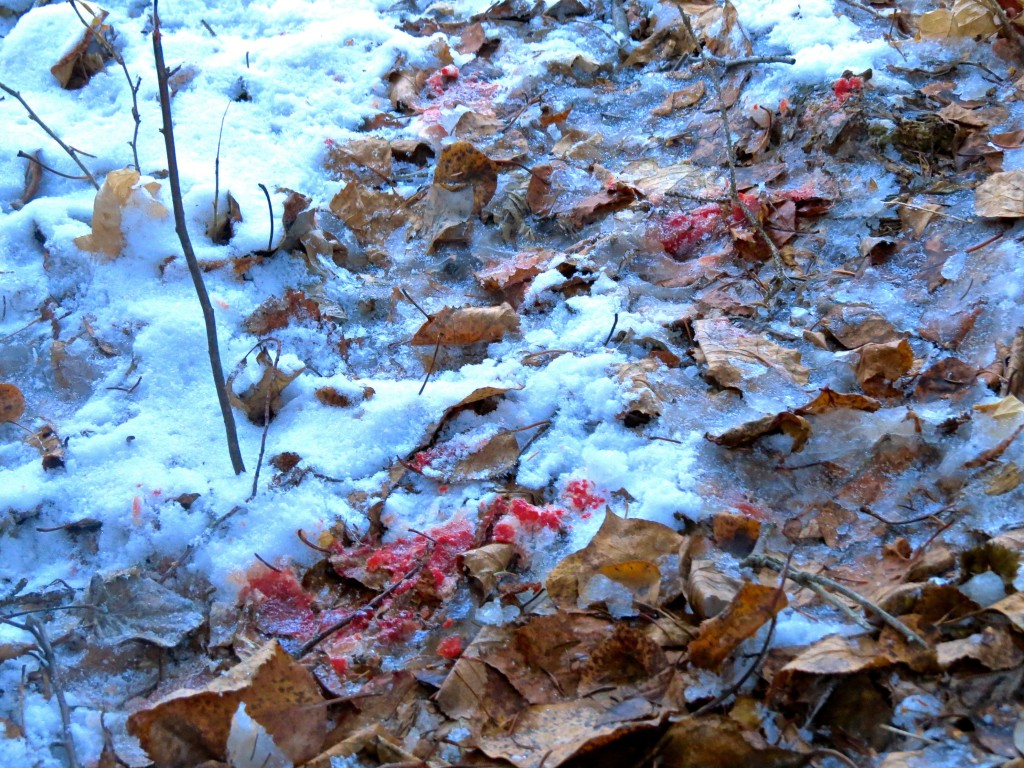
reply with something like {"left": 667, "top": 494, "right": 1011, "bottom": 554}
{"left": 693, "top": 318, "right": 810, "bottom": 389}
{"left": 936, "top": 627, "right": 1024, "bottom": 670}
{"left": 652, "top": 83, "right": 706, "bottom": 116}
{"left": 855, "top": 339, "right": 914, "bottom": 397}
{"left": 547, "top": 510, "right": 684, "bottom": 611}
{"left": 794, "top": 387, "right": 881, "bottom": 415}
{"left": 410, "top": 303, "right": 519, "bottom": 346}
{"left": 128, "top": 641, "right": 326, "bottom": 767}
{"left": 460, "top": 542, "right": 515, "bottom": 597}
{"left": 707, "top": 411, "right": 811, "bottom": 452}
{"left": 328, "top": 182, "right": 407, "bottom": 246}
{"left": 614, "top": 358, "right": 663, "bottom": 427}
{"left": 86, "top": 569, "right": 203, "bottom": 648}
{"left": 689, "top": 581, "right": 787, "bottom": 670}
{"left": 654, "top": 715, "right": 806, "bottom": 768}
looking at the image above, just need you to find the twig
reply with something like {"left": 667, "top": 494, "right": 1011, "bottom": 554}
{"left": 18, "top": 618, "right": 81, "bottom": 768}
{"left": 253, "top": 553, "right": 280, "bottom": 572}
{"left": 248, "top": 339, "right": 282, "bottom": 500}
{"left": 211, "top": 102, "right": 231, "bottom": 241}
{"left": 16, "top": 150, "right": 88, "bottom": 181}
{"left": 744, "top": 553, "right": 928, "bottom": 647}
{"left": 692, "top": 550, "right": 793, "bottom": 716}
{"left": 69, "top": 0, "right": 141, "bottom": 171}
{"left": 295, "top": 553, "right": 429, "bottom": 658}
{"left": 706, "top": 53, "right": 797, "bottom": 69}
{"left": 200, "top": 18, "right": 217, "bottom": 37}
{"left": 603, "top": 312, "right": 619, "bottom": 345}
{"left": 857, "top": 505, "right": 946, "bottom": 527}
{"left": 157, "top": 504, "right": 245, "bottom": 582}
{"left": 153, "top": 0, "right": 245, "bottom": 475}
{"left": 882, "top": 200, "right": 972, "bottom": 223}
{"left": 258, "top": 183, "right": 274, "bottom": 252}
{"left": 401, "top": 288, "right": 431, "bottom": 319}
{"left": 419, "top": 336, "right": 441, "bottom": 396}
{"left": 671, "top": 4, "right": 791, "bottom": 291}
{"left": 296, "top": 529, "right": 332, "bottom": 554}
{"left": 0, "top": 81, "right": 98, "bottom": 189}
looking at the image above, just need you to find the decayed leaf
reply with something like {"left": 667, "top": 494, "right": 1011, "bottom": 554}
{"left": 855, "top": 339, "right": 913, "bottom": 397}
{"left": 29, "top": 424, "right": 66, "bottom": 470}
{"left": 914, "top": 357, "right": 977, "bottom": 398}
{"left": 421, "top": 183, "right": 475, "bottom": 252}
{"left": 547, "top": 510, "right": 684, "bottom": 611}
{"left": 693, "top": 318, "right": 809, "bottom": 389}
{"left": 433, "top": 140, "right": 498, "bottom": 214}
{"left": 707, "top": 411, "right": 811, "bottom": 452}
{"left": 976, "top": 170, "right": 1024, "bottom": 218}
{"left": 689, "top": 581, "right": 787, "bottom": 670}
{"left": 127, "top": 640, "right": 326, "bottom": 767}
{"left": 410, "top": 303, "right": 519, "bottom": 346}
{"left": 74, "top": 169, "right": 168, "bottom": 259}
{"left": 227, "top": 349, "right": 304, "bottom": 425}
{"left": 0, "top": 383, "right": 25, "bottom": 423}
{"left": 712, "top": 512, "right": 761, "bottom": 556}
{"left": 460, "top": 542, "right": 515, "bottom": 597}
{"left": 86, "top": 569, "right": 203, "bottom": 648}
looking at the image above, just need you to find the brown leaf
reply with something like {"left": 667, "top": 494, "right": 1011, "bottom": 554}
{"left": 693, "top": 318, "right": 809, "bottom": 389}
{"left": 707, "top": 411, "right": 811, "bottom": 452}
{"left": 577, "top": 624, "right": 668, "bottom": 694}
{"left": 328, "top": 182, "right": 407, "bottom": 246}
{"left": 614, "top": 359, "right": 663, "bottom": 427}
{"left": 689, "top": 581, "right": 787, "bottom": 670}
{"left": 651, "top": 83, "right": 706, "bottom": 117}
{"left": 410, "top": 303, "right": 519, "bottom": 346}
{"left": 976, "top": 170, "right": 1024, "bottom": 218}
{"left": 556, "top": 180, "right": 643, "bottom": 229}
{"left": 914, "top": 357, "right": 978, "bottom": 399}
{"left": 526, "top": 163, "right": 558, "bottom": 215}
{"left": 51, "top": 9, "right": 111, "bottom": 89}
{"left": 11, "top": 150, "right": 42, "bottom": 211}
{"left": 547, "top": 510, "right": 685, "bottom": 611}
{"left": 712, "top": 512, "right": 761, "bottom": 557}
{"left": 686, "top": 537, "right": 741, "bottom": 620}
{"left": 987, "top": 591, "right": 1024, "bottom": 632}
{"left": 654, "top": 715, "right": 806, "bottom": 768}
{"left": 433, "top": 140, "right": 498, "bottom": 214}
{"left": 244, "top": 289, "right": 322, "bottom": 336}
{"left": 0, "top": 383, "right": 26, "bottom": 423}
{"left": 794, "top": 387, "right": 881, "bottom": 415}
{"left": 855, "top": 339, "right": 913, "bottom": 397}
{"left": 323, "top": 138, "right": 393, "bottom": 186}
{"left": 936, "top": 627, "right": 1024, "bottom": 670}
{"left": 421, "top": 183, "right": 475, "bottom": 252}
{"left": 75, "top": 169, "right": 168, "bottom": 259}
{"left": 127, "top": 641, "right": 326, "bottom": 767}
{"left": 964, "top": 423, "right": 1024, "bottom": 468}
{"left": 227, "top": 350, "right": 304, "bottom": 425}
{"left": 460, "top": 542, "right": 515, "bottom": 598}
{"left": 821, "top": 306, "right": 901, "bottom": 348}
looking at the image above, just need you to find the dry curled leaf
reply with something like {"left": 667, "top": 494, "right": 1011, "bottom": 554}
{"left": 227, "top": 349, "right": 304, "bottom": 425}
{"left": 74, "top": 169, "right": 167, "bottom": 259}
{"left": 0, "top": 383, "right": 25, "bottom": 423}
{"left": 410, "top": 303, "right": 519, "bottom": 346}
{"left": 707, "top": 411, "right": 811, "bottom": 453}
{"left": 855, "top": 339, "right": 913, "bottom": 397}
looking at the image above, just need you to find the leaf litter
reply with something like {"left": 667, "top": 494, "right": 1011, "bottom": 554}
{"left": 2, "top": 1, "right": 1024, "bottom": 767}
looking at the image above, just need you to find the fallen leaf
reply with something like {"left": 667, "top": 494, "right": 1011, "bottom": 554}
{"left": 410, "top": 303, "right": 519, "bottom": 346}
{"left": 547, "top": 510, "right": 684, "bottom": 611}
{"left": 936, "top": 627, "right": 1024, "bottom": 670}
{"left": 328, "top": 182, "right": 407, "bottom": 246}
{"left": 433, "top": 140, "right": 498, "bottom": 214}
{"left": 986, "top": 462, "right": 1021, "bottom": 495}
{"left": 855, "top": 339, "right": 914, "bottom": 397}
{"left": 651, "top": 83, "right": 706, "bottom": 116}
{"left": 460, "top": 542, "right": 515, "bottom": 598}
{"left": 693, "top": 318, "right": 810, "bottom": 389}
{"left": 689, "top": 581, "right": 787, "bottom": 670}
{"left": 74, "top": 169, "right": 168, "bottom": 259}
{"left": 51, "top": 9, "right": 111, "bottom": 89}
{"left": 86, "top": 569, "right": 203, "bottom": 648}
{"left": 974, "top": 395, "right": 1024, "bottom": 419}
{"left": 914, "top": 357, "right": 977, "bottom": 398}
{"left": 707, "top": 411, "right": 811, "bottom": 452}
{"left": 226, "top": 702, "right": 292, "bottom": 768}
{"left": 654, "top": 715, "right": 806, "bottom": 768}
{"left": 794, "top": 387, "right": 881, "bottom": 415}
{"left": 614, "top": 358, "right": 663, "bottom": 427}
{"left": 976, "top": 170, "right": 1024, "bottom": 218}
{"left": 227, "top": 349, "right": 304, "bottom": 425}
{"left": 128, "top": 641, "right": 325, "bottom": 767}
{"left": 0, "top": 383, "right": 25, "bottom": 423}
{"left": 712, "top": 512, "right": 761, "bottom": 556}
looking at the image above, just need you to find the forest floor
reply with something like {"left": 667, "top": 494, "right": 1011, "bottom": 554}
{"left": 2, "top": 1, "right": 1024, "bottom": 767}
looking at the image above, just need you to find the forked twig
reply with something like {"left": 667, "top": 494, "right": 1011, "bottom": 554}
{"left": 744, "top": 553, "right": 928, "bottom": 647}
{"left": 153, "top": 0, "right": 245, "bottom": 474}
{"left": 0, "top": 81, "right": 98, "bottom": 189}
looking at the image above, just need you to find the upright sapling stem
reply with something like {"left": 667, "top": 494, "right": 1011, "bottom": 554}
{"left": 152, "top": 1, "right": 245, "bottom": 474}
